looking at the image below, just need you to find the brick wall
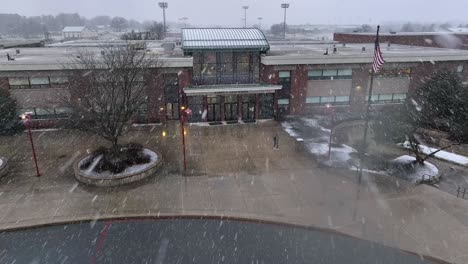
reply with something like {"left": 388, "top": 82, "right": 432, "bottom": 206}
{"left": 289, "top": 65, "right": 308, "bottom": 115}
{"left": 0, "top": 77, "right": 9, "bottom": 91}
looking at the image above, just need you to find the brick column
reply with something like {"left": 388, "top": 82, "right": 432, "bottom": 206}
{"left": 349, "top": 66, "right": 370, "bottom": 113}
{"left": 0, "top": 77, "right": 9, "bottom": 91}
{"left": 290, "top": 65, "right": 307, "bottom": 115}
{"left": 147, "top": 70, "right": 165, "bottom": 123}
{"left": 255, "top": 94, "right": 260, "bottom": 120}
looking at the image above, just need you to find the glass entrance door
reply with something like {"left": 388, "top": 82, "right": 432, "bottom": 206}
{"left": 207, "top": 96, "right": 221, "bottom": 122}
{"left": 224, "top": 95, "right": 238, "bottom": 121}
{"left": 242, "top": 102, "right": 255, "bottom": 121}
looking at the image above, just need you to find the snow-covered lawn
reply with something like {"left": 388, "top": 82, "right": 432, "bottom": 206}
{"left": 400, "top": 141, "right": 468, "bottom": 166}
{"left": 388, "top": 155, "right": 439, "bottom": 184}
{"left": 282, "top": 117, "right": 357, "bottom": 169}
{"left": 79, "top": 149, "right": 159, "bottom": 178}
{"left": 0, "top": 158, "right": 3, "bottom": 168}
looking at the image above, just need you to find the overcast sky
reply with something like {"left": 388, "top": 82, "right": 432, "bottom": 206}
{"left": 1, "top": 0, "right": 467, "bottom": 26}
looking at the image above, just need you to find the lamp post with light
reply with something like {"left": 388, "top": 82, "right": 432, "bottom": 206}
{"left": 326, "top": 104, "right": 336, "bottom": 160}
{"left": 20, "top": 112, "right": 40, "bottom": 177}
{"left": 158, "top": 2, "right": 168, "bottom": 33}
{"left": 180, "top": 106, "right": 191, "bottom": 174}
{"left": 281, "top": 3, "right": 290, "bottom": 39}
{"left": 242, "top": 6, "right": 249, "bottom": 28}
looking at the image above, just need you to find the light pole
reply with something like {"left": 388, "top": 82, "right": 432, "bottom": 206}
{"left": 20, "top": 112, "right": 40, "bottom": 177}
{"left": 257, "top": 17, "right": 263, "bottom": 30}
{"left": 325, "top": 104, "right": 336, "bottom": 161}
{"left": 180, "top": 106, "right": 191, "bottom": 174}
{"left": 179, "top": 17, "right": 188, "bottom": 29}
{"left": 281, "top": 3, "right": 290, "bottom": 39}
{"left": 242, "top": 6, "right": 249, "bottom": 28}
{"left": 158, "top": 2, "right": 168, "bottom": 33}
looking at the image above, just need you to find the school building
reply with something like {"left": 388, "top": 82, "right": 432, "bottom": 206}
{"left": 1, "top": 28, "right": 468, "bottom": 127}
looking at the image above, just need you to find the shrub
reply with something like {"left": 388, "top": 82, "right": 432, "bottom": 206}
{"left": 80, "top": 143, "right": 151, "bottom": 174}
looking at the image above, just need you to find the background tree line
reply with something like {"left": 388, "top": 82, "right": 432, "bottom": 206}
{"left": 0, "top": 13, "right": 146, "bottom": 38}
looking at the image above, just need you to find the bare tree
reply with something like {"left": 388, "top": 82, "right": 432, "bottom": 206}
{"left": 63, "top": 45, "right": 162, "bottom": 152}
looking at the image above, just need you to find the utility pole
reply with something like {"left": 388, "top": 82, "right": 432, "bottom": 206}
{"left": 257, "top": 17, "right": 263, "bottom": 30}
{"left": 158, "top": 2, "right": 168, "bottom": 33}
{"left": 242, "top": 6, "right": 249, "bottom": 28}
{"left": 281, "top": 3, "right": 290, "bottom": 39}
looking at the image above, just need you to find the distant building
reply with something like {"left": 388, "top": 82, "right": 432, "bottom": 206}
{"left": 62, "top": 26, "right": 98, "bottom": 40}
{"left": 334, "top": 32, "right": 468, "bottom": 50}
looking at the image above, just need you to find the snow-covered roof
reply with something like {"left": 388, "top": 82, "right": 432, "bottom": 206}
{"left": 63, "top": 26, "right": 86, "bottom": 32}
{"left": 182, "top": 28, "right": 269, "bottom": 51}
{"left": 448, "top": 27, "right": 468, "bottom": 33}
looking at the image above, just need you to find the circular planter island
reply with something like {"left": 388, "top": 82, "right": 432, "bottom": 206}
{"left": 0, "top": 157, "right": 8, "bottom": 179}
{"left": 74, "top": 149, "right": 162, "bottom": 187}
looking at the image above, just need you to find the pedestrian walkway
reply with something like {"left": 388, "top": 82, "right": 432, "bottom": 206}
{"left": 1, "top": 121, "right": 468, "bottom": 263}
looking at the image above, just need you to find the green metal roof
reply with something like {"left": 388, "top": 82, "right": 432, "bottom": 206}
{"left": 181, "top": 28, "right": 270, "bottom": 51}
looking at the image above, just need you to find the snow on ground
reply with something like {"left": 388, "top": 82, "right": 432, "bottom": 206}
{"left": 400, "top": 141, "right": 468, "bottom": 166}
{"left": 0, "top": 158, "right": 3, "bottom": 168}
{"left": 282, "top": 117, "right": 357, "bottom": 169}
{"left": 80, "top": 149, "right": 159, "bottom": 178}
{"left": 389, "top": 155, "right": 439, "bottom": 183}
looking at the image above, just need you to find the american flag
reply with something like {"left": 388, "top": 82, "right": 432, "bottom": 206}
{"left": 372, "top": 34, "right": 385, "bottom": 73}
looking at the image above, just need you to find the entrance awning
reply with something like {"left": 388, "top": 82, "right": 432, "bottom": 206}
{"left": 183, "top": 84, "right": 282, "bottom": 96}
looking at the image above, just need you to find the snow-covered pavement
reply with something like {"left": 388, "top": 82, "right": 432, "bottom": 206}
{"left": 282, "top": 116, "right": 357, "bottom": 169}
{"left": 400, "top": 141, "right": 468, "bottom": 166}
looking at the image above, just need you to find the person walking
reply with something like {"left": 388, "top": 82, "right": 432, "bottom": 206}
{"left": 273, "top": 132, "right": 279, "bottom": 150}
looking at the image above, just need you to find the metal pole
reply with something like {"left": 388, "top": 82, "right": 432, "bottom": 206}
{"left": 358, "top": 26, "right": 380, "bottom": 183}
{"left": 181, "top": 115, "right": 186, "bottom": 174}
{"left": 283, "top": 8, "right": 287, "bottom": 39}
{"left": 244, "top": 9, "right": 247, "bottom": 28}
{"left": 27, "top": 118, "right": 40, "bottom": 177}
{"left": 163, "top": 8, "right": 167, "bottom": 33}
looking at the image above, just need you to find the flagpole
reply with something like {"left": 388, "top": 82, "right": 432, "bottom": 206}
{"left": 358, "top": 25, "right": 380, "bottom": 184}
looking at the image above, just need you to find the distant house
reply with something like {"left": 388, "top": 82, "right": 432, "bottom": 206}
{"left": 62, "top": 26, "right": 98, "bottom": 40}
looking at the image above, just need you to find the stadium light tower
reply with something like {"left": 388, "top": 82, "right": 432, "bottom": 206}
{"left": 257, "top": 17, "right": 263, "bottom": 30}
{"left": 158, "top": 2, "right": 168, "bottom": 33}
{"left": 242, "top": 6, "right": 249, "bottom": 28}
{"left": 281, "top": 3, "right": 290, "bottom": 39}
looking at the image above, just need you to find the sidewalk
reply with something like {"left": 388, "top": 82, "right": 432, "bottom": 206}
{"left": 1, "top": 121, "right": 468, "bottom": 263}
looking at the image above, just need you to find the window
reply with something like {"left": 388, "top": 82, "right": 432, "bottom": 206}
{"left": 366, "top": 93, "right": 407, "bottom": 103}
{"left": 50, "top": 76, "right": 69, "bottom": 87}
{"left": 16, "top": 107, "right": 72, "bottom": 119}
{"left": 279, "top": 71, "right": 291, "bottom": 100}
{"left": 9, "top": 77, "right": 30, "bottom": 89}
{"left": 306, "top": 96, "right": 350, "bottom": 105}
{"left": 308, "top": 69, "right": 352, "bottom": 80}
{"left": 30, "top": 77, "right": 50, "bottom": 88}
{"left": 278, "top": 99, "right": 290, "bottom": 105}
{"left": 376, "top": 68, "right": 411, "bottom": 78}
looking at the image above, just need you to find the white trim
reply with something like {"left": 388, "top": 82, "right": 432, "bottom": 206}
{"left": 184, "top": 85, "right": 282, "bottom": 96}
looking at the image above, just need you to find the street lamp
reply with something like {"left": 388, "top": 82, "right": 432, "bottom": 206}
{"left": 179, "top": 17, "right": 189, "bottom": 29}
{"left": 180, "top": 106, "right": 192, "bottom": 174}
{"left": 242, "top": 6, "right": 249, "bottom": 28}
{"left": 257, "top": 17, "right": 263, "bottom": 30}
{"left": 325, "top": 104, "right": 336, "bottom": 160}
{"left": 20, "top": 112, "right": 40, "bottom": 177}
{"left": 158, "top": 2, "right": 168, "bottom": 33}
{"left": 281, "top": 3, "right": 290, "bottom": 39}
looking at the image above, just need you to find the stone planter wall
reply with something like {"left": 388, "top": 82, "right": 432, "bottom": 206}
{"left": 0, "top": 157, "right": 8, "bottom": 179}
{"left": 73, "top": 149, "right": 162, "bottom": 187}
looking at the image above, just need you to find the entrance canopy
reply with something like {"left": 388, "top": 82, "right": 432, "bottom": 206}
{"left": 184, "top": 84, "right": 282, "bottom": 96}
{"left": 181, "top": 28, "right": 270, "bottom": 53}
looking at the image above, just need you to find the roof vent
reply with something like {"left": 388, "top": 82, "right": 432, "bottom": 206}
{"left": 323, "top": 48, "right": 329, "bottom": 55}
{"left": 342, "top": 43, "right": 346, "bottom": 47}
{"left": 16, "top": 49, "right": 20, "bottom": 55}
{"left": 390, "top": 31, "right": 397, "bottom": 34}
{"left": 333, "top": 45, "right": 337, "bottom": 54}
{"left": 362, "top": 47, "right": 366, "bottom": 52}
